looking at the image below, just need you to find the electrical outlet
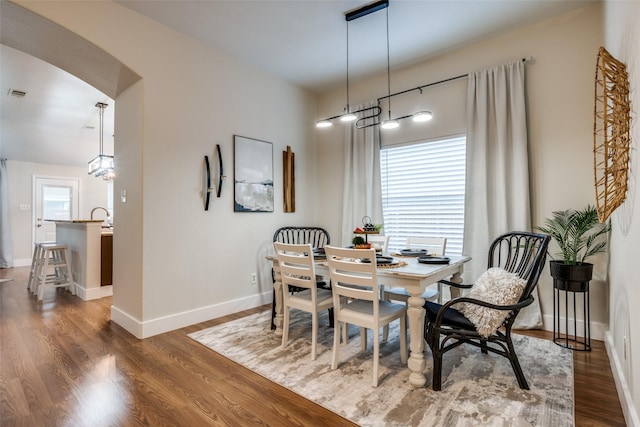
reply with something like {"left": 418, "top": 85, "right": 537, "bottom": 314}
{"left": 250, "top": 273, "right": 257, "bottom": 286}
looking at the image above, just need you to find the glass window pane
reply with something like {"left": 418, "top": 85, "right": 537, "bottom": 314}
{"left": 42, "top": 185, "right": 72, "bottom": 220}
{"left": 381, "top": 136, "right": 466, "bottom": 255}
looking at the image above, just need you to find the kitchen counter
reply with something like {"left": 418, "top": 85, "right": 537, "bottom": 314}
{"left": 53, "top": 220, "right": 113, "bottom": 300}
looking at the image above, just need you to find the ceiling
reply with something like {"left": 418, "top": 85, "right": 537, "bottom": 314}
{"left": 1, "top": 0, "right": 595, "bottom": 168}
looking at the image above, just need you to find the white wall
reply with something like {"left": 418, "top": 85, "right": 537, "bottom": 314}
{"left": 6, "top": 160, "right": 109, "bottom": 266}
{"left": 13, "top": 1, "right": 319, "bottom": 338}
{"left": 604, "top": 1, "right": 640, "bottom": 425}
{"left": 319, "top": 3, "right": 606, "bottom": 330}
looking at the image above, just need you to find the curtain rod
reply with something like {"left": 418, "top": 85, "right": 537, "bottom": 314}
{"left": 377, "top": 56, "right": 533, "bottom": 102}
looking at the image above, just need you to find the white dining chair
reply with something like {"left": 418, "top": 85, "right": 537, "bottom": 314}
{"left": 274, "top": 242, "right": 333, "bottom": 360}
{"left": 382, "top": 236, "right": 447, "bottom": 341}
{"left": 405, "top": 236, "right": 447, "bottom": 256}
{"left": 366, "top": 234, "right": 390, "bottom": 253}
{"left": 325, "top": 245, "right": 407, "bottom": 387}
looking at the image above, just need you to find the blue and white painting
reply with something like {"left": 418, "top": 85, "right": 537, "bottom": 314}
{"left": 234, "top": 135, "right": 274, "bottom": 212}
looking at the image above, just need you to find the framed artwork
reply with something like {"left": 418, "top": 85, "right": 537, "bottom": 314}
{"left": 234, "top": 135, "right": 274, "bottom": 212}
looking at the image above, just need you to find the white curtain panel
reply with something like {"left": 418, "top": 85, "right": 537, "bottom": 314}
{"left": 341, "top": 101, "right": 384, "bottom": 247}
{"left": 464, "top": 61, "right": 541, "bottom": 329}
{"left": 0, "top": 159, "right": 14, "bottom": 268}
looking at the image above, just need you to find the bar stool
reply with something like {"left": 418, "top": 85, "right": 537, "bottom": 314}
{"left": 27, "top": 242, "right": 52, "bottom": 293}
{"left": 33, "top": 243, "right": 75, "bottom": 301}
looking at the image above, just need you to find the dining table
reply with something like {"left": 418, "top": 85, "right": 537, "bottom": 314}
{"left": 267, "top": 251, "right": 472, "bottom": 388}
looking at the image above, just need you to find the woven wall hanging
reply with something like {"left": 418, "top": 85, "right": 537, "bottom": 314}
{"left": 593, "top": 46, "right": 631, "bottom": 223}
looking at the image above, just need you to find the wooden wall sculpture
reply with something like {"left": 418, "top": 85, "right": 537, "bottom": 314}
{"left": 283, "top": 146, "right": 295, "bottom": 212}
{"left": 593, "top": 47, "right": 631, "bottom": 222}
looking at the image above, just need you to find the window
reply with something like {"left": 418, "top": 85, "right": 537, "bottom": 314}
{"left": 42, "top": 185, "right": 72, "bottom": 220}
{"left": 380, "top": 135, "right": 466, "bottom": 254}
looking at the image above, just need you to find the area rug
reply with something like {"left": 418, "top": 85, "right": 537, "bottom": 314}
{"left": 188, "top": 310, "right": 573, "bottom": 426}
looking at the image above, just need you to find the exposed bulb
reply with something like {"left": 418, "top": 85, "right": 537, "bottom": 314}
{"left": 340, "top": 113, "right": 357, "bottom": 122}
{"left": 381, "top": 119, "right": 399, "bottom": 130}
{"left": 412, "top": 111, "right": 433, "bottom": 122}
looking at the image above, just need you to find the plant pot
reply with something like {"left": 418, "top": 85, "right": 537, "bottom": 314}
{"left": 355, "top": 244, "right": 371, "bottom": 249}
{"left": 549, "top": 260, "right": 592, "bottom": 292}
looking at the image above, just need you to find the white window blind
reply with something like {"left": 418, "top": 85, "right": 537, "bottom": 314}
{"left": 380, "top": 135, "right": 466, "bottom": 255}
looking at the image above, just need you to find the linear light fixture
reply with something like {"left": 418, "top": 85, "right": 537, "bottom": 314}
{"left": 316, "top": 0, "right": 434, "bottom": 131}
{"left": 88, "top": 102, "right": 115, "bottom": 180}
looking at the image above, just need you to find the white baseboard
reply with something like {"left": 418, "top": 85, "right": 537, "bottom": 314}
{"left": 13, "top": 258, "right": 32, "bottom": 267}
{"left": 74, "top": 283, "right": 113, "bottom": 301}
{"left": 605, "top": 331, "right": 639, "bottom": 427}
{"left": 541, "top": 314, "right": 605, "bottom": 341}
{"left": 111, "top": 290, "right": 273, "bottom": 339}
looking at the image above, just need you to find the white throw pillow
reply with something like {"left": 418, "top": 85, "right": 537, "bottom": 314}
{"left": 458, "top": 267, "right": 526, "bottom": 338}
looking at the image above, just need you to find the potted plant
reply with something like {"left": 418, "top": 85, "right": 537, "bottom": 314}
{"left": 352, "top": 236, "right": 371, "bottom": 249}
{"left": 537, "top": 205, "right": 610, "bottom": 292}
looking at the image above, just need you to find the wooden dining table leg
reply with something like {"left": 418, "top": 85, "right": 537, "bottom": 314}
{"left": 272, "top": 262, "right": 284, "bottom": 337}
{"left": 448, "top": 270, "right": 464, "bottom": 299}
{"left": 406, "top": 293, "right": 427, "bottom": 388}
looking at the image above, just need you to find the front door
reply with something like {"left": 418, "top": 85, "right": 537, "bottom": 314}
{"left": 33, "top": 177, "right": 80, "bottom": 243}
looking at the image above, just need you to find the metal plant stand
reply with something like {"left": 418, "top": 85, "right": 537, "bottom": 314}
{"left": 553, "top": 281, "right": 591, "bottom": 351}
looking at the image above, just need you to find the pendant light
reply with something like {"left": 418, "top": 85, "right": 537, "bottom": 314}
{"left": 315, "top": 0, "right": 434, "bottom": 130}
{"left": 88, "top": 102, "right": 115, "bottom": 180}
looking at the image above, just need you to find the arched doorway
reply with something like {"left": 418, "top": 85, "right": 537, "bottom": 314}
{"left": 1, "top": 1, "right": 143, "bottom": 316}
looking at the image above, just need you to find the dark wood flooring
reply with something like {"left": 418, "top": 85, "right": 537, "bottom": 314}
{"left": 0, "top": 267, "right": 626, "bottom": 426}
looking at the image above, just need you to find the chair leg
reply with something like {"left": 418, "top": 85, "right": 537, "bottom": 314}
{"left": 360, "top": 327, "right": 367, "bottom": 352}
{"left": 382, "top": 288, "right": 390, "bottom": 342}
{"left": 399, "top": 315, "right": 407, "bottom": 364}
{"left": 372, "top": 327, "right": 379, "bottom": 387}
{"left": 331, "top": 322, "right": 341, "bottom": 370}
{"left": 480, "top": 339, "right": 489, "bottom": 354}
{"left": 506, "top": 337, "right": 529, "bottom": 390}
{"left": 342, "top": 321, "right": 347, "bottom": 344}
{"left": 432, "top": 347, "right": 443, "bottom": 391}
{"left": 311, "top": 311, "right": 318, "bottom": 360}
{"left": 27, "top": 244, "right": 40, "bottom": 292}
{"left": 271, "top": 289, "right": 277, "bottom": 330}
{"left": 281, "top": 308, "right": 290, "bottom": 349}
{"left": 327, "top": 308, "right": 334, "bottom": 328}
{"left": 37, "top": 255, "right": 51, "bottom": 301}
{"left": 427, "top": 324, "right": 443, "bottom": 391}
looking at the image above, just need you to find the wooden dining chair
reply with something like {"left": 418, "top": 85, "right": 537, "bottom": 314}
{"left": 366, "top": 234, "right": 390, "bottom": 253}
{"left": 383, "top": 236, "right": 447, "bottom": 304}
{"left": 424, "top": 231, "right": 550, "bottom": 390}
{"left": 325, "top": 245, "right": 407, "bottom": 387}
{"left": 274, "top": 242, "right": 334, "bottom": 360}
{"left": 271, "top": 226, "right": 332, "bottom": 330}
{"left": 405, "top": 236, "right": 448, "bottom": 255}
{"left": 381, "top": 236, "right": 447, "bottom": 341}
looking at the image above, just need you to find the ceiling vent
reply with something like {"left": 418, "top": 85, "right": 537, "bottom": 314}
{"left": 8, "top": 89, "right": 26, "bottom": 98}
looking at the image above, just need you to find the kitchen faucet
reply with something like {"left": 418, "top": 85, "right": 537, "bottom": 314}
{"left": 91, "top": 206, "right": 111, "bottom": 220}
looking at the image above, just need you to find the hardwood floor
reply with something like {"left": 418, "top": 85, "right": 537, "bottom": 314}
{"left": 1, "top": 267, "right": 626, "bottom": 426}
